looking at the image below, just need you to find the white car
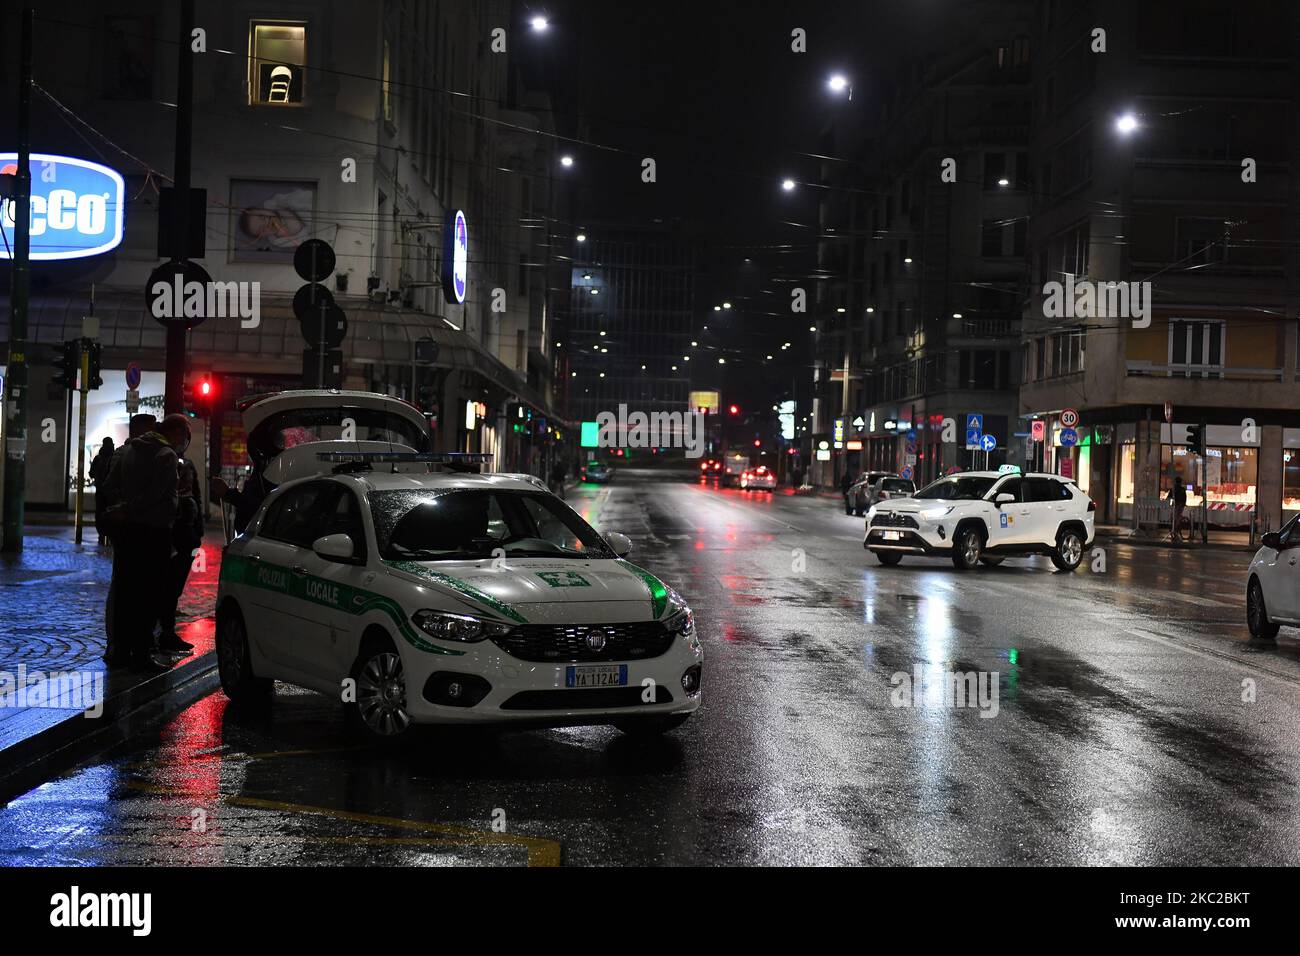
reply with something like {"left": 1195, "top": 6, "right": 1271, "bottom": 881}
{"left": 739, "top": 465, "right": 776, "bottom": 491}
{"left": 1246, "top": 515, "right": 1300, "bottom": 640}
{"left": 214, "top": 392, "right": 702, "bottom": 739}
{"left": 864, "top": 470, "right": 1095, "bottom": 571}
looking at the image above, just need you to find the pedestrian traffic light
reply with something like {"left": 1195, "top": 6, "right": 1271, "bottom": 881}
{"left": 54, "top": 339, "right": 79, "bottom": 390}
{"left": 85, "top": 340, "right": 103, "bottom": 390}
{"left": 1185, "top": 424, "right": 1205, "bottom": 456}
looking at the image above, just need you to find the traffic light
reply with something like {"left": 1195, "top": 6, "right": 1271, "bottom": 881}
{"left": 54, "top": 339, "right": 79, "bottom": 390}
{"left": 729, "top": 404, "right": 740, "bottom": 416}
{"left": 85, "top": 340, "right": 103, "bottom": 390}
{"left": 192, "top": 373, "right": 216, "bottom": 418}
{"left": 1185, "top": 424, "right": 1205, "bottom": 456}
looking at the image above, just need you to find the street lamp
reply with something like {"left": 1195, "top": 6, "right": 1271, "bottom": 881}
{"left": 530, "top": 15, "right": 549, "bottom": 31}
{"left": 782, "top": 178, "right": 796, "bottom": 191}
{"left": 575, "top": 232, "right": 586, "bottom": 242}
{"left": 1116, "top": 113, "right": 1139, "bottom": 135}
{"left": 828, "top": 74, "right": 852, "bottom": 100}
{"left": 722, "top": 302, "right": 732, "bottom": 309}
{"left": 560, "top": 155, "right": 574, "bottom": 167}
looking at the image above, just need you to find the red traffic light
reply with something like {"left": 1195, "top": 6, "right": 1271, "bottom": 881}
{"left": 728, "top": 404, "right": 740, "bottom": 415}
{"left": 199, "top": 379, "right": 212, "bottom": 397}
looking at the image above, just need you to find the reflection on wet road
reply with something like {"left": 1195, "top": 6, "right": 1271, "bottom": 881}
{"left": 3, "top": 468, "right": 1299, "bottom": 866}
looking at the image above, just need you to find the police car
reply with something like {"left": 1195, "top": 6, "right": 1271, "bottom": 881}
{"left": 214, "top": 391, "right": 702, "bottom": 738}
{"left": 864, "top": 470, "right": 1094, "bottom": 571}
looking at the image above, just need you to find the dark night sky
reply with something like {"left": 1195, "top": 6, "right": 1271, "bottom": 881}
{"left": 521, "top": 0, "right": 951, "bottom": 408}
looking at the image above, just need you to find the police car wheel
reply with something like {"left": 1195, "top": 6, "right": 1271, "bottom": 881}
{"left": 216, "top": 607, "right": 272, "bottom": 703}
{"left": 876, "top": 551, "right": 902, "bottom": 566}
{"left": 612, "top": 713, "right": 690, "bottom": 737}
{"left": 1051, "top": 530, "right": 1084, "bottom": 571}
{"left": 347, "top": 635, "right": 412, "bottom": 738}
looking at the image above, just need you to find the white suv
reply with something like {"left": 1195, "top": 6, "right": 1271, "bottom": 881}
{"left": 864, "top": 471, "right": 1095, "bottom": 571}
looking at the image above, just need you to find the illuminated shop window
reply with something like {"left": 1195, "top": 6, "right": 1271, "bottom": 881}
{"left": 249, "top": 21, "right": 306, "bottom": 105}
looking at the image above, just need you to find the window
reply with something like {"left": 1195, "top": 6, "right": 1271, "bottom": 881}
{"left": 249, "top": 21, "right": 306, "bottom": 106}
{"left": 996, "top": 477, "right": 1024, "bottom": 501}
{"left": 984, "top": 152, "right": 1006, "bottom": 189}
{"left": 1027, "top": 478, "right": 1070, "bottom": 502}
{"left": 382, "top": 40, "right": 393, "bottom": 122}
{"left": 1048, "top": 329, "right": 1085, "bottom": 377}
{"left": 320, "top": 488, "right": 368, "bottom": 561}
{"left": 1176, "top": 218, "right": 1225, "bottom": 266}
{"left": 102, "top": 16, "right": 155, "bottom": 100}
{"left": 1169, "top": 319, "right": 1225, "bottom": 377}
{"left": 981, "top": 220, "right": 1004, "bottom": 257}
{"left": 1012, "top": 220, "right": 1027, "bottom": 256}
{"left": 259, "top": 481, "right": 341, "bottom": 548}
{"left": 371, "top": 490, "right": 614, "bottom": 561}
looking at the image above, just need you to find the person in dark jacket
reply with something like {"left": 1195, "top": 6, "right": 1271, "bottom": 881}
{"left": 100, "top": 414, "right": 156, "bottom": 664}
{"left": 840, "top": 470, "right": 855, "bottom": 514}
{"left": 157, "top": 458, "right": 202, "bottom": 655}
{"left": 89, "top": 437, "right": 115, "bottom": 545}
{"left": 108, "top": 413, "right": 190, "bottom": 672}
{"left": 211, "top": 469, "right": 276, "bottom": 535}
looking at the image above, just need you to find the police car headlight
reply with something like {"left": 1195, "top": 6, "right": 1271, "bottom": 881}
{"left": 920, "top": 506, "right": 954, "bottom": 520}
{"left": 663, "top": 592, "right": 695, "bottom": 638}
{"left": 412, "top": 610, "right": 513, "bottom": 643}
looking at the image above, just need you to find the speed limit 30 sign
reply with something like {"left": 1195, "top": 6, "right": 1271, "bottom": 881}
{"left": 1060, "top": 408, "right": 1079, "bottom": 429}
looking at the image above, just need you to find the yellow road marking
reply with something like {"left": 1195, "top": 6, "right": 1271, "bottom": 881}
{"left": 123, "top": 780, "right": 561, "bottom": 866}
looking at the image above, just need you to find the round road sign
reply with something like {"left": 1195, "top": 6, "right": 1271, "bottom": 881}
{"left": 1060, "top": 408, "right": 1079, "bottom": 428}
{"left": 125, "top": 361, "right": 141, "bottom": 390}
{"left": 294, "top": 239, "right": 336, "bottom": 282}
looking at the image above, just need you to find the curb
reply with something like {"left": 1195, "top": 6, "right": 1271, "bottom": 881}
{"left": 0, "top": 649, "right": 219, "bottom": 803}
{"left": 1096, "top": 530, "right": 1258, "bottom": 553}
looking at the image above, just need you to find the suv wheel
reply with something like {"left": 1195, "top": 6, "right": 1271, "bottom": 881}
{"left": 876, "top": 551, "right": 902, "bottom": 566}
{"left": 1247, "top": 578, "right": 1280, "bottom": 640}
{"left": 951, "top": 526, "right": 983, "bottom": 570}
{"left": 1051, "top": 528, "right": 1084, "bottom": 571}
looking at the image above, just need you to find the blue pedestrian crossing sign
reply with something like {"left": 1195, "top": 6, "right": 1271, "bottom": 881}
{"left": 966, "top": 413, "right": 983, "bottom": 432}
{"left": 980, "top": 434, "right": 997, "bottom": 452}
{"left": 965, "top": 428, "right": 982, "bottom": 450}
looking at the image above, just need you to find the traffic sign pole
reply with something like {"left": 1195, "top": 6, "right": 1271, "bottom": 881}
{"left": 164, "top": 0, "right": 195, "bottom": 415}
{"left": 73, "top": 343, "right": 89, "bottom": 545}
{"left": 2, "top": 8, "right": 33, "bottom": 553}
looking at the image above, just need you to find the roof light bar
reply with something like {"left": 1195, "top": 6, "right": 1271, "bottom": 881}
{"left": 317, "top": 452, "right": 494, "bottom": 464}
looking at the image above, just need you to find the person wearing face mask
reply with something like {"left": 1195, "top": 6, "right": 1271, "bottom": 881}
{"left": 108, "top": 413, "right": 190, "bottom": 672}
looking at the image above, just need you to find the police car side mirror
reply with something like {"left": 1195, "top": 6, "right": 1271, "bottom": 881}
{"left": 313, "top": 533, "right": 356, "bottom": 562}
{"left": 994, "top": 493, "right": 1015, "bottom": 506}
{"left": 604, "top": 532, "right": 632, "bottom": 557}
{"left": 1262, "top": 531, "right": 1281, "bottom": 551}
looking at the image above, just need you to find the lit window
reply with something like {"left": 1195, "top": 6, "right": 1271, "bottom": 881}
{"left": 249, "top": 21, "right": 306, "bottom": 106}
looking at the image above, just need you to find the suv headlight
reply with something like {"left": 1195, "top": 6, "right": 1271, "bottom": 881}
{"left": 920, "top": 506, "right": 954, "bottom": 520}
{"left": 412, "top": 609, "right": 513, "bottom": 643}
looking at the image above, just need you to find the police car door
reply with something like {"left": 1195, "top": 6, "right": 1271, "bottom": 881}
{"left": 248, "top": 480, "right": 344, "bottom": 675}
{"left": 292, "top": 483, "right": 371, "bottom": 681}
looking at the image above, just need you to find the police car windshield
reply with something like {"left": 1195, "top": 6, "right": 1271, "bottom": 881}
{"left": 372, "top": 489, "right": 614, "bottom": 561}
{"left": 912, "top": 476, "right": 997, "bottom": 500}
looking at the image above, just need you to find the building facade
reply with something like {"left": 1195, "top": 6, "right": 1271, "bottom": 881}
{"left": 0, "top": 0, "right": 572, "bottom": 512}
{"left": 1020, "top": 0, "right": 1300, "bottom": 531}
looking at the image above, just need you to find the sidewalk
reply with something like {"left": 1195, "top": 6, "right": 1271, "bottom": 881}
{"left": 0, "top": 524, "right": 223, "bottom": 798}
{"left": 1095, "top": 524, "right": 1259, "bottom": 553}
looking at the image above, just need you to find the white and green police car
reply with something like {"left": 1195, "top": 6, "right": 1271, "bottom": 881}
{"left": 215, "top": 391, "right": 702, "bottom": 738}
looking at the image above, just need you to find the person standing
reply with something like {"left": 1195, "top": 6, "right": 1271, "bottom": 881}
{"left": 109, "top": 413, "right": 189, "bottom": 672}
{"left": 89, "top": 437, "right": 115, "bottom": 546}
{"left": 158, "top": 458, "right": 202, "bottom": 656}
{"left": 840, "top": 470, "right": 854, "bottom": 514}
{"left": 99, "top": 414, "right": 156, "bottom": 664}
{"left": 1171, "top": 477, "right": 1188, "bottom": 543}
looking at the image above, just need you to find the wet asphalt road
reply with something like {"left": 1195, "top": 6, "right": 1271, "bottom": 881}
{"left": 3, "top": 468, "right": 1300, "bottom": 866}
